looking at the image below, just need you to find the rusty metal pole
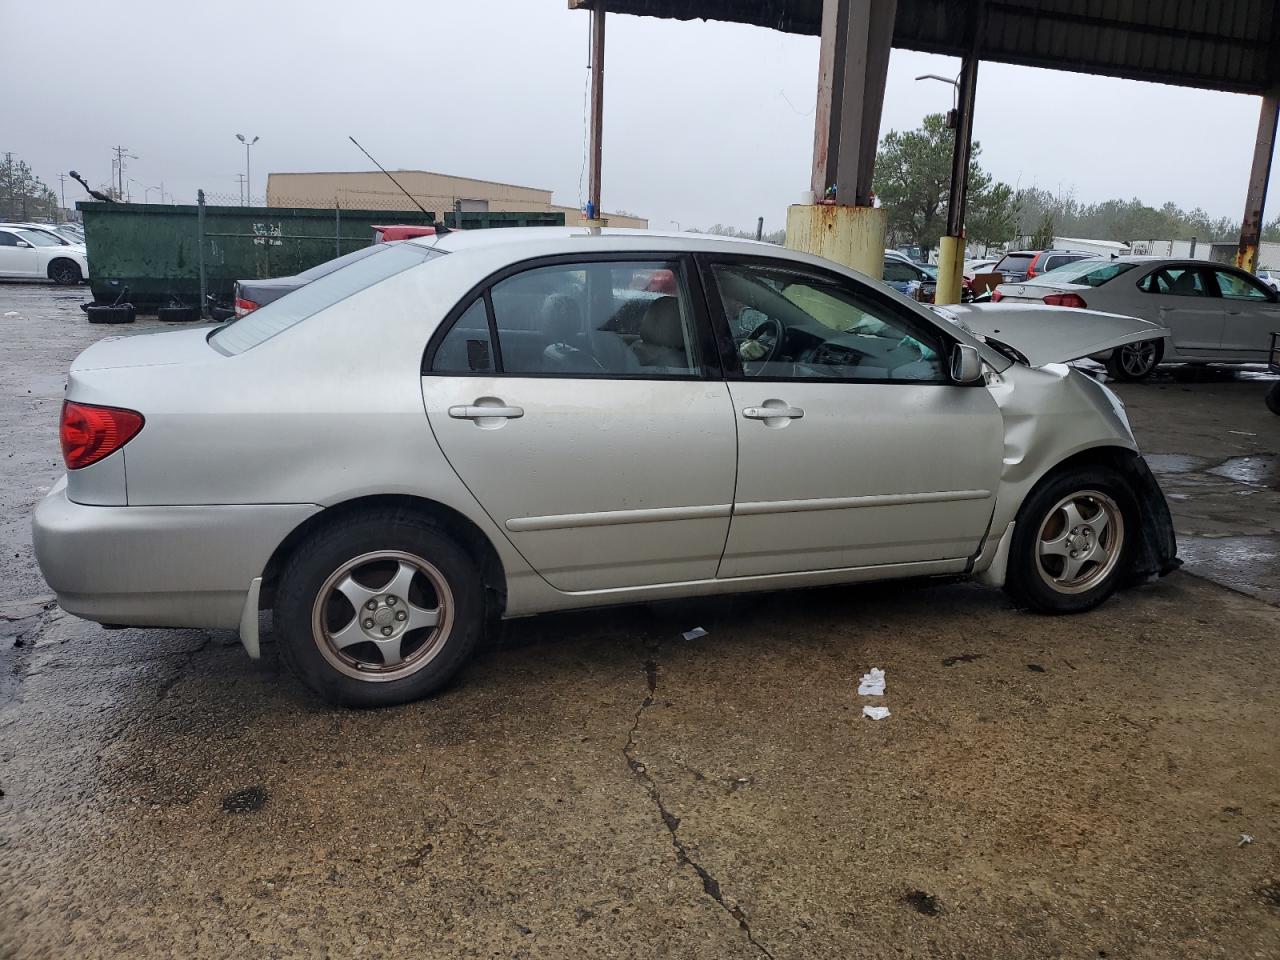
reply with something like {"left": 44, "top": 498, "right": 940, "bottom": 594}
{"left": 586, "top": 4, "right": 606, "bottom": 223}
{"left": 1236, "top": 90, "right": 1279, "bottom": 273}
{"left": 935, "top": 52, "right": 979, "bottom": 305}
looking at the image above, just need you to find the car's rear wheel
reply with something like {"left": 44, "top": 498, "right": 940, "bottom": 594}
{"left": 274, "top": 510, "right": 484, "bottom": 707}
{"left": 1004, "top": 466, "right": 1134, "bottom": 614}
{"left": 1266, "top": 383, "right": 1280, "bottom": 416}
{"left": 1106, "top": 339, "right": 1163, "bottom": 381}
{"left": 48, "top": 259, "right": 82, "bottom": 285}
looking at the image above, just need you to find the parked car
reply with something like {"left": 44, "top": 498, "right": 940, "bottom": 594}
{"left": 991, "top": 256, "right": 1280, "bottom": 380}
{"left": 33, "top": 228, "right": 1178, "bottom": 707}
{"left": 993, "top": 250, "right": 1095, "bottom": 284}
{"left": 966, "top": 258, "right": 999, "bottom": 276}
{"left": 1255, "top": 268, "right": 1280, "bottom": 293}
{"left": 234, "top": 243, "right": 394, "bottom": 316}
{"left": 882, "top": 256, "right": 934, "bottom": 298}
{"left": 0, "top": 225, "right": 89, "bottom": 284}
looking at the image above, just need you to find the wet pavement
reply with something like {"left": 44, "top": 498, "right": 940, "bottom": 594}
{"left": 2, "top": 283, "right": 1280, "bottom": 959}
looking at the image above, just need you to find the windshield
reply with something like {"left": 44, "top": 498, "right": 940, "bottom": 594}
{"left": 211, "top": 243, "right": 440, "bottom": 355}
{"left": 1039, "top": 260, "right": 1137, "bottom": 287}
{"left": 995, "top": 253, "right": 1034, "bottom": 272}
{"left": 17, "top": 229, "right": 65, "bottom": 247}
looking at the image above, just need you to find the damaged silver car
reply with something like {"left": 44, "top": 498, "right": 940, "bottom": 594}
{"left": 33, "top": 229, "right": 1179, "bottom": 706}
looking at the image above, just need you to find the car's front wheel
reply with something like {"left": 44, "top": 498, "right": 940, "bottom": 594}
{"left": 274, "top": 510, "right": 484, "bottom": 707}
{"left": 1106, "top": 339, "right": 1163, "bottom": 381}
{"left": 1004, "top": 466, "right": 1134, "bottom": 614}
{"left": 48, "top": 259, "right": 83, "bottom": 285}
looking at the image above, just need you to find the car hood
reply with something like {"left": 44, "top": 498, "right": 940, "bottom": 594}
{"left": 932, "top": 303, "right": 1169, "bottom": 367}
{"left": 70, "top": 326, "right": 221, "bottom": 372}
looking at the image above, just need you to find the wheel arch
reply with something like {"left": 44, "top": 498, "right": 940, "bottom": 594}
{"left": 1014, "top": 444, "right": 1179, "bottom": 583}
{"left": 46, "top": 256, "right": 82, "bottom": 281}
{"left": 258, "top": 494, "right": 508, "bottom": 617}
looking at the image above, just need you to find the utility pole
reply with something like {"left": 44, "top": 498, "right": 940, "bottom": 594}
{"left": 111, "top": 145, "right": 136, "bottom": 200}
{"left": 57, "top": 173, "right": 67, "bottom": 216}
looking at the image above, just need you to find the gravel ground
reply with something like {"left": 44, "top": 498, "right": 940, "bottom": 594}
{"left": 2, "top": 281, "right": 1279, "bottom": 959}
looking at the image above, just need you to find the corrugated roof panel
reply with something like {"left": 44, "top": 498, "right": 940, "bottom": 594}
{"left": 573, "top": 0, "right": 1278, "bottom": 94}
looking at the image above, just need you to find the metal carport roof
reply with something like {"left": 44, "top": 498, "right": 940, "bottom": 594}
{"left": 570, "top": 0, "right": 1280, "bottom": 94}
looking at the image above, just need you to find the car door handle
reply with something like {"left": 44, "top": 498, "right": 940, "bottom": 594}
{"left": 742, "top": 403, "right": 804, "bottom": 420}
{"left": 449, "top": 404, "right": 524, "bottom": 420}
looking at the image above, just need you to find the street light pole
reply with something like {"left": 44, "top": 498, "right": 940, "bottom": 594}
{"left": 236, "top": 134, "right": 259, "bottom": 206}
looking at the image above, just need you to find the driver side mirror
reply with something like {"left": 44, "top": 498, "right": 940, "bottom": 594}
{"left": 950, "top": 343, "right": 984, "bottom": 384}
{"left": 14, "top": 240, "right": 30, "bottom": 248}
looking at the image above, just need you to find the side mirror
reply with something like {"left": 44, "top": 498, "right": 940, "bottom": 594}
{"left": 15, "top": 240, "right": 30, "bottom": 248}
{"left": 950, "top": 343, "right": 984, "bottom": 384}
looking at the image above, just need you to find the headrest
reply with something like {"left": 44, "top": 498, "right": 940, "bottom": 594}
{"left": 640, "top": 296, "right": 685, "bottom": 348}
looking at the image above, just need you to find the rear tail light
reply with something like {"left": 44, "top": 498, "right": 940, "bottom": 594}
{"left": 234, "top": 297, "right": 259, "bottom": 317}
{"left": 1043, "top": 293, "right": 1088, "bottom": 308}
{"left": 60, "top": 401, "right": 144, "bottom": 470}
{"left": 991, "top": 289, "right": 1004, "bottom": 302}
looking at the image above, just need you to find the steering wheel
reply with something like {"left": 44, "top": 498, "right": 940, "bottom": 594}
{"left": 741, "top": 317, "right": 784, "bottom": 366}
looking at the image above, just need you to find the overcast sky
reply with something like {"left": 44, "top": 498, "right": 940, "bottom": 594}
{"left": 5, "top": 0, "right": 1276, "bottom": 235}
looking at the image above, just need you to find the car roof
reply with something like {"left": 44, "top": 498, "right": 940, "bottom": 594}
{"left": 412, "top": 225, "right": 775, "bottom": 255}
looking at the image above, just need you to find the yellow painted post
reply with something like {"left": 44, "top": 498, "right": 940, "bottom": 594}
{"left": 785, "top": 203, "right": 885, "bottom": 279}
{"left": 935, "top": 235, "right": 965, "bottom": 305}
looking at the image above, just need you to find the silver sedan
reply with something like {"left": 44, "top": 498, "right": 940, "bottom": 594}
{"left": 34, "top": 228, "right": 1179, "bottom": 706}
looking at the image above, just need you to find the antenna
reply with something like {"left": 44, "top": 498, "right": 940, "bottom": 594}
{"left": 347, "top": 136, "right": 433, "bottom": 219}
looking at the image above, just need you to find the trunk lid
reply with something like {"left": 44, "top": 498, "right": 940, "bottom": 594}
{"left": 70, "top": 326, "right": 221, "bottom": 373}
{"left": 933, "top": 303, "right": 1169, "bottom": 367}
{"left": 993, "top": 279, "right": 1089, "bottom": 303}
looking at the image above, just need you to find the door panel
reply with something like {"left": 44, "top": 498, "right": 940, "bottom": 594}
{"left": 423, "top": 377, "right": 737, "bottom": 591}
{"left": 1130, "top": 266, "right": 1223, "bottom": 356}
{"left": 0, "top": 237, "right": 38, "bottom": 277}
{"left": 721, "top": 381, "right": 1002, "bottom": 577}
{"left": 1210, "top": 268, "right": 1280, "bottom": 360}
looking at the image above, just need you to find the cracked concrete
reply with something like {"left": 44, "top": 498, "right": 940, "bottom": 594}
{"left": 3, "top": 284, "right": 1280, "bottom": 958}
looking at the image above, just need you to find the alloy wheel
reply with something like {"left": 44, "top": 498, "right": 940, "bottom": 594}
{"left": 310, "top": 550, "right": 454, "bottom": 682}
{"left": 1118, "top": 341, "right": 1157, "bottom": 377}
{"left": 1034, "top": 490, "right": 1124, "bottom": 595}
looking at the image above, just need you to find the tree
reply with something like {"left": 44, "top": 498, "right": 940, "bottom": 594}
{"left": 690, "top": 223, "right": 785, "bottom": 244}
{"left": 0, "top": 153, "right": 60, "bottom": 221}
{"left": 1030, "top": 210, "right": 1057, "bottom": 249}
{"left": 873, "top": 113, "right": 1017, "bottom": 253}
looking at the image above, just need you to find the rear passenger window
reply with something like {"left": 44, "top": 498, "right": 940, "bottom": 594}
{"left": 435, "top": 260, "right": 701, "bottom": 377}
{"left": 1138, "top": 267, "right": 1207, "bottom": 297}
{"left": 433, "top": 300, "right": 493, "bottom": 373}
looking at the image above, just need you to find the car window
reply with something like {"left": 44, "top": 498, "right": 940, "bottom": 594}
{"left": 710, "top": 261, "right": 947, "bottom": 383}
{"left": 1212, "top": 269, "right": 1271, "bottom": 300}
{"left": 292, "top": 243, "right": 390, "bottom": 282}
{"left": 461, "top": 259, "right": 699, "bottom": 377}
{"left": 995, "top": 253, "right": 1033, "bottom": 273}
{"left": 16, "top": 229, "right": 62, "bottom": 247}
{"left": 1045, "top": 260, "right": 1136, "bottom": 286}
{"left": 432, "top": 299, "right": 494, "bottom": 373}
{"left": 1138, "top": 267, "right": 1207, "bottom": 297}
{"left": 0, "top": 231, "right": 18, "bottom": 247}
{"left": 882, "top": 261, "right": 918, "bottom": 283}
{"left": 210, "top": 243, "right": 438, "bottom": 355}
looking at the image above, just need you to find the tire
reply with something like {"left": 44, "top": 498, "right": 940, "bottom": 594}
{"left": 86, "top": 304, "right": 135, "bottom": 324}
{"left": 156, "top": 305, "right": 199, "bottom": 323}
{"left": 1267, "top": 383, "right": 1280, "bottom": 416}
{"left": 48, "top": 259, "right": 83, "bottom": 285}
{"left": 1106, "top": 339, "right": 1163, "bottom": 381}
{"left": 1004, "top": 465, "right": 1136, "bottom": 614}
{"left": 274, "top": 509, "right": 485, "bottom": 707}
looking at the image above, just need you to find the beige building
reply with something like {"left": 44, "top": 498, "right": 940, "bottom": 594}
{"left": 266, "top": 170, "right": 647, "bottom": 229}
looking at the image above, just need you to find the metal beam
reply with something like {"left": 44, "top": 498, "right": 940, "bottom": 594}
{"left": 810, "top": 0, "right": 896, "bottom": 206}
{"left": 1236, "top": 89, "right": 1279, "bottom": 273}
{"left": 587, "top": 4, "right": 607, "bottom": 221}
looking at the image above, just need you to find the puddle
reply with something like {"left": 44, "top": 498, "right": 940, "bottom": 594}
{"left": 1144, "top": 453, "right": 1214, "bottom": 474}
{"left": 1207, "top": 455, "right": 1280, "bottom": 491}
{"left": 1178, "top": 535, "right": 1280, "bottom": 606}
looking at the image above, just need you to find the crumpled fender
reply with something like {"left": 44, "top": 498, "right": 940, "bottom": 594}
{"left": 1116, "top": 453, "right": 1182, "bottom": 582}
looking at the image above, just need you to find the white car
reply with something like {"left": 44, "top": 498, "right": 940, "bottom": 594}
{"left": 0, "top": 225, "right": 89, "bottom": 285}
{"left": 33, "top": 228, "right": 1179, "bottom": 706}
{"left": 992, "top": 257, "right": 1280, "bottom": 380}
{"left": 1256, "top": 269, "right": 1280, "bottom": 293}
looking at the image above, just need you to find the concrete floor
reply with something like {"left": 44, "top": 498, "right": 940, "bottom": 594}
{"left": 2, "top": 282, "right": 1279, "bottom": 959}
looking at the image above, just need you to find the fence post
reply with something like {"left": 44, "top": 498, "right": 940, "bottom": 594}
{"left": 197, "top": 189, "right": 208, "bottom": 318}
{"left": 335, "top": 203, "right": 341, "bottom": 259}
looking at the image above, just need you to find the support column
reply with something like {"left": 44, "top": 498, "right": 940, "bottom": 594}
{"left": 786, "top": 0, "right": 896, "bottom": 277}
{"left": 1236, "top": 89, "right": 1279, "bottom": 274}
{"left": 935, "top": 51, "right": 979, "bottom": 305}
{"left": 584, "top": 4, "right": 607, "bottom": 228}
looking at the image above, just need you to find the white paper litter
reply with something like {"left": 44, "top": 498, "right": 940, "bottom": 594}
{"left": 682, "top": 627, "right": 708, "bottom": 641}
{"left": 857, "top": 667, "right": 886, "bottom": 696}
{"left": 3, "top": 311, "right": 19, "bottom": 317}
{"left": 862, "top": 705, "right": 891, "bottom": 721}
{"left": 1239, "top": 833, "right": 1254, "bottom": 847}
